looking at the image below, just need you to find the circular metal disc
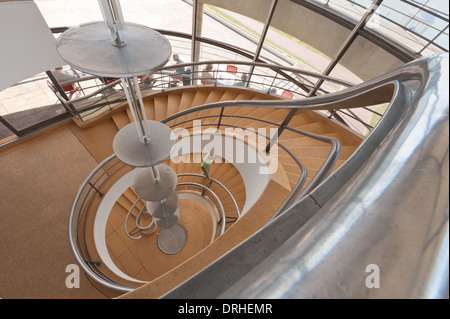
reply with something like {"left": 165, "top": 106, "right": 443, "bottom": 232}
{"left": 134, "top": 164, "right": 177, "bottom": 201}
{"left": 56, "top": 21, "right": 172, "bottom": 78}
{"left": 153, "top": 209, "right": 180, "bottom": 229}
{"left": 157, "top": 224, "right": 187, "bottom": 254}
{"left": 146, "top": 191, "right": 179, "bottom": 218}
{"left": 113, "top": 120, "right": 174, "bottom": 167}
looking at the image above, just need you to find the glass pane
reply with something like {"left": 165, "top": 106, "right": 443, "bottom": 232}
{"left": 311, "top": 0, "right": 372, "bottom": 21}
{"left": 201, "top": 5, "right": 258, "bottom": 61}
{"left": 365, "top": 0, "right": 449, "bottom": 55}
{"left": 36, "top": 0, "right": 193, "bottom": 34}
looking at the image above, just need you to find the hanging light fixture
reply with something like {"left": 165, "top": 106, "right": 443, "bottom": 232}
{"left": 56, "top": 0, "right": 186, "bottom": 254}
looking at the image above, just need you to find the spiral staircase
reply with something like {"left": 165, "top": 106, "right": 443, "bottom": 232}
{"left": 0, "top": 50, "right": 446, "bottom": 299}
{"left": 0, "top": 0, "right": 447, "bottom": 298}
{"left": 64, "top": 83, "right": 368, "bottom": 298}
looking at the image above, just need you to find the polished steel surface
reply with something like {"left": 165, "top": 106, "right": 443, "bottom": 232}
{"left": 217, "top": 53, "right": 449, "bottom": 299}
{"left": 176, "top": 181, "right": 227, "bottom": 237}
{"left": 146, "top": 191, "right": 179, "bottom": 219}
{"left": 178, "top": 173, "right": 241, "bottom": 220}
{"left": 113, "top": 120, "right": 174, "bottom": 167}
{"left": 157, "top": 224, "right": 187, "bottom": 255}
{"left": 153, "top": 208, "right": 181, "bottom": 229}
{"left": 134, "top": 164, "right": 178, "bottom": 201}
{"left": 56, "top": 21, "right": 171, "bottom": 77}
{"left": 161, "top": 53, "right": 449, "bottom": 299}
{"left": 68, "top": 52, "right": 448, "bottom": 296}
{"left": 69, "top": 155, "right": 136, "bottom": 293}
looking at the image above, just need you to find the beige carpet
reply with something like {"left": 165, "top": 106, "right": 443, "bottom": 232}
{"left": 0, "top": 127, "right": 106, "bottom": 298}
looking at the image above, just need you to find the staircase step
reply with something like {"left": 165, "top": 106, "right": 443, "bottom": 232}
{"left": 279, "top": 136, "right": 330, "bottom": 148}
{"left": 234, "top": 92, "right": 256, "bottom": 101}
{"left": 219, "top": 91, "right": 240, "bottom": 102}
{"left": 196, "top": 89, "right": 226, "bottom": 120}
{"left": 230, "top": 107, "right": 283, "bottom": 128}
{"left": 116, "top": 194, "right": 141, "bottom": 218}
{"left": 280, "top": 121, "right": 331, "bottom": 139}
{"left": 288, "top": 145, "right": 356, "bottom": 160}
{"left": 286, "top": 112, "right": 314, "bottom": 127}
{"left": 123, "top": 188, "right": 145, "bottom": 210}
{"left": 174, "top": 91, "right": 196, "bottom": 125}
{"left": 142, "top": 97, "right": 156, "bottom": 121}
{"left": 167, "top": 93, "right": 182, "bottom": 119}
{"left": 111, "top": 111, "right": 131, "bottom": 130}
{"left": 186, "top": 89, "right": 211, "bottom": 122}
{"left": 154, "top": 95, "right": 168, "bottom": 121}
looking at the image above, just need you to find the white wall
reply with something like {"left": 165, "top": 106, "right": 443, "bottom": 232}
{"left": 171, "top": 132, "right": 271, "bottom": 214}
{"left": 0, "top": 1, "right": 65, "bottom": 91}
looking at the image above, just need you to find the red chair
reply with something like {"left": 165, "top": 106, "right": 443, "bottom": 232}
{"left": 47, "top": 80, "right": 82, "bottom": 98}
{"left": 226, "top": 65, "right": 238, "bottom": 75}
{"left": 281, "top": 90, "right": 294, "bottom": 99}
{"left": 103, "top": 77, "right": 123, "bottom": 89}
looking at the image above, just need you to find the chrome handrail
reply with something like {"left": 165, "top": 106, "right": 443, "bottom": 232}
{"left": 178, "top": 173, "right": 241, "bottom": 220}
{"left": 169, "top": 121, "right": 309, "bottom": 219}
{"left": 164, "top": 110, "right": 340, "bottom": 224}
{"left": 160, "top": 53, "right": 449, "bottom": 299}
{"left": 176, "top": 182, "right": 226, "bottom": 237}
{"left": 69, "top": 154, "right": 136, "bottom": 293}
{"left": 55, "top": 58, "right": 358, "bottom": 121}
{"left": 71, "top": 52, "right": 448, "bottom": 296}
{"left": 156, "top": 59, "right": 355, "bottom": 87}
{"left": 67, "top": 124, "right": 308, "bottom": 292}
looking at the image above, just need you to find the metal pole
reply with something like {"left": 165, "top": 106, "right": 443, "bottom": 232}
{"left": 266, "top": 0, "right": 383, "bottom": 153}
{"left": 247, "top": 0, "right": 279, "bottom": 87}
{"left": 88, "top": 182, "right": 104, "bottom": 197}
{"left": 122, "top": 78, "right": 150, "bottom": 144}
{"left": 46, "top": 70, "right": 79, "bottom": 117}
{"left": 216, "top": 107, "right": 225, "bottom": 130}
{"left": 191, "top": 0, "right": 203, "bottom": 84}
{"left": 46, "top": 71, "right": 70, "bottom": 101}
{"left": 308, "top": 0, "right": 383, "bottom": 97}
{"left": 191, "top": 0, "right": 198, "bottom": 68}
{"left": 418, "top": 24, "right": 448, "bottom": 54}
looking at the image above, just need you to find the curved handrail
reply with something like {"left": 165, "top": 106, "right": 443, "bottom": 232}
{"left": 68, "top": 151, "right": 247, "bottom": 291}
{"left": 177, "top": 173, "right": 241, "bottom": 220}
{"left": 70, "top": 53, "right": 448, "bottom": 296}
{"left": 160, "top": 53, "right": 449, "bottom": 299}
{"left": 58, "top": 58, "right": 356, "bottom": 121}
{"left": 156, "top": 59, "right": 355, "bottom": 87}
{"left": 176, "top": 181, "right": 226, "bottom": 237}
{"left": 54, "top": 51, "right": 361, "bottom": 108}
{"left": 169, "top": 121, "right": 308, "bottom": 216}
{"left": 161, "top": 83, "right": 395, "bottom": 125}
{"left": 69, "top": 154, "right": 136, "bottom": 293}
{"left": 168, "top": 112, "right": 341, "bottom": 219}
{"left": 124, "top": 197, "right": 149, "bottom": 240}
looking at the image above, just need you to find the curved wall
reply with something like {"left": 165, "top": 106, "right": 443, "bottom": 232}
{"left": 172, "top": 132, "right": 271, "bottom": 214}
{"left": 0, "top": 1, "right": 65, "bottom": 91}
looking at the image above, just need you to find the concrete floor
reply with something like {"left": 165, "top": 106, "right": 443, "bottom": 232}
{"left": 0, "top": 126, "right": 106, "bottom": 298}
